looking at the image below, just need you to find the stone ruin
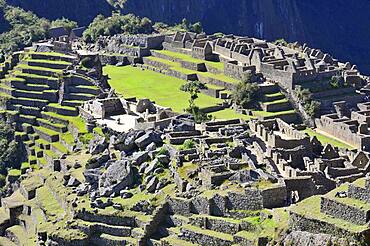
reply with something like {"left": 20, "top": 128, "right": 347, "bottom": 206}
{"left": 316, "top": 101, "right": 370, "bottom": 151}
{"left": 249, "top": 118, "right": 370, "bottom": 199}
{"left": 80, "top": 96, "right": 178, "bottom": 132}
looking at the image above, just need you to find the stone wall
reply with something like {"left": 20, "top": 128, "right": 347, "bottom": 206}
{"left": 289, "top": 211, "right": 369, "bottom": 243}
{"left": 227, "top": 189, "right": 263, "bottom": 211}
{"left": 261, "top": 185, "right": 287, "bottom": 208}
{"left": 320, "top": 197, "right": 369, "bottom": 225}
{"left": 348, "top": 184, "right": 370, "bottom": 204}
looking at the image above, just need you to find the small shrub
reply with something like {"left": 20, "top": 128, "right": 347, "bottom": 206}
{"left": 232, "top": 74, "right": 259, "bottom": 109}
{"left": 180, "top": 139, "right": 195, "bottom": 150}
{"left": 157, "top": 147, "right": 169, "bottom": 156}
{"left": 304, "top": 100, "right": 321, "bottom": 117}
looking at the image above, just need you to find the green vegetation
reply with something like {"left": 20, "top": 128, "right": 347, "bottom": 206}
{"left": 104, "top": 65, "right": 222, "bottom": 113}
{"left": 304, "top": 128, "right": 354, "bottom": 149}
{"left": 179, "top": 139, "right": 196, "bottom": 150}
{"left": 147, "top": 56, "right": 237, "bottom": 83}
{"left": 154, "top": 18, "right": 203, "bottom": 34}
{"left": 155, "top": 50, "right": 224, "bottom": 70}
{"left": 180, "top": 80, "right": 212, "bottom": 123}
{"left": 232, "top": 74, "right": 259, "bottom": 108}
{"left": 83, "top": 12, "right": 153, "bottom": 42}
{"left": 50, "top": 17, "right": 77, "bottom": 32}
{"left": 0, "top": 5, "right": 50, "bottom": 55}
{"left": 0, "top": 122, "right": 24, "bottom": 177}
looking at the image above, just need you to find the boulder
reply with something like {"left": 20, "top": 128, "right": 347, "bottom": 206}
{"left": 145, "top": 142, "right": 157, "bottom": 152}
{"left": 131, "top": 151, "right": 149, "bottom": 166}
{"left": 157, "top": 154, "right": 170, "bottom": 165}
{"left": 144, "top": 159, "right": 159, "bottom": 175}
{"left": 99, "top": 160, "right": 134, "bottom": 193}
{"left": 146, "top": 176, "right": 159, "bottom": 193}
{"left": 67, "top": 177, "right": 81, "bottom": 187}
{"left": 135, "top": 131, "right": 163, "bottom": 149}
{"left": 89, "top": 136, "right": 108, "bottom": 155}
{"left": 114, "top": 129, "right": 145, "bottom": 153}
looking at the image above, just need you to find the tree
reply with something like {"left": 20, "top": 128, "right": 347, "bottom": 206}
{"left": 51, "top": 17, "right": 77, "bottom": 33}
{"left": 83, "top": 13, "right": 154, "bottom": 42}
{"left": 0, "top": 5, "right": 50, "bottom": 55}
{"left": 294, "top": 86, "right": 312, "bottom": 103}
{"left": 232, "top": 73, "right": 259, "bottom": 109}
{"left": 191, "top": 22, "right": 203, "bottom": 34}
{"left": 180, "top": 80, "right": 211, "bottom": 123}
{"left": 0, "top": 122, "right": 25, "bottom": 175}
{"left": 304, "top": 100, "right": 321, "bottom": 118}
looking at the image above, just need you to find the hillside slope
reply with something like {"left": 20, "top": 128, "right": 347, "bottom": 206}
{"left": 4, "top": 0, "right": 370, "bottom": 73}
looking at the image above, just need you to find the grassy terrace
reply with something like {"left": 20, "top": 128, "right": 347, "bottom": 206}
{"left": 25, "top": 59, "right": 72, "bottom": 66}
{"left": 252, "top": 109, "right": 296, "bottom": 117}
{"left": 304, "top": 128, "right": 355, "bottom": 150}
{"left": 16, "top": 64, "right": 64, "bottom": 74}
{"left": 146, "top": 56, "right": 238, "bottom": 84}
{"left": 326, "top": 183, "right": 370, "bottom": 210}
{"left": 210, "top": 108, "right": 253, "bottom": 121}
{"left": 104, "top": 65, "right": 222, "bottom": 113}
{"left": 155, "top": 49, "right": 225, "bottom": 70}
{"left": 290, "top": 186, "right": 369, "bottom": 233}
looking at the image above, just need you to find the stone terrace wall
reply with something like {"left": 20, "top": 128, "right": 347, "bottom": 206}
{"left": 288, "top": 212, "right": 368, "bottom": 243}
{"left": 320, "top": 197, "right": 370, "bottom": 225}
{"left": 348, "top": 184, "right": 370, "bottom": 204}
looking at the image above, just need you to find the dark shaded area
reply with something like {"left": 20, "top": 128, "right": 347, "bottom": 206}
{"left": 122, "top": 0, "right": 370, "bottom": 74}
{"left": 6, "top": 0, "right": 113, "bottom": 26}
{"left": 5, "top": 0, "right": 370, "bottom": 74}
{"left": 0, "top": 8, "right": 10, "bottom": 33}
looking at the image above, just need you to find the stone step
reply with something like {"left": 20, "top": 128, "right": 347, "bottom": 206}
{"left": 179, "top": 224, "right": 234, "bottom": 246}
{"left": 25, "top": 59, "right": 71, "bottom": 70}
{"left": 15, "top": 65, "right": 62, "bottom": 78}
{"left": 46, "top": 103, "right": 79, "bottom": 117}
{"left": 11, "top": 80, "right": 51, "bottom": 92}
{"left": 35, "top": 139, "right": 51, "bottom": 150}
{"left": 75, "top": 210, "right": 136, "bottom": 227}
{"left": 36, "top": 118, "right": 68, "bottom": 133}
{"left": 261, "top": 99, "right": 292, "bottom": 112}
{"left": 258, "top": 83, "right": 280, "bottom": 94}
{"left": 18, "top": 114, "right": 37, "bottom": 125}
{"left": 14, "top": 72, "right": 59, "bottom": 89}
{"left": 12, "top": 89, "right": 57, "bottom": 102}
{"left": 320, "top": 187, "right": 370, "bottom": 226}
{"left": 263, "top": 92, "right": 286, "bottom": 102}
{"left": 161, "top": 236, "right": 200, "bottom": 246}
{"left": 64, "top": 92, "right": 96, "bottom": 101}
{"left": 10, "top": 97, "right": 49, "bottom": 108}
{"left": 78, "top": 220, "right": 133, "bottom": 237}
{"left": 29, "top": 52, "right": 76, "bottom": 63}
{"left": 10, "top": 104, "right": 42, "bottom": 118}
{"left": 33, "top": 126, "right": 60, "bottom": 143}
{"left": 68, "top": 85, "right": 100, "bottom": 95}
{"left": 96, "top": 234, "right": 138, "bottom": 245}
{"left": 61, "top": 100, "right": 84, "bottom": 108}
{"left": 41, "top": 111, "right": 70, "bottom": 126}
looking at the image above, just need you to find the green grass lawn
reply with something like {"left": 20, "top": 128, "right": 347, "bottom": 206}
{"left": 155, "top": 49, "right": 225, "bottom": 70}
{"left": 211, "top": 108, "right": 254, "bottom": 121}
{"left": 104, "top": 65, "right": 223, "bottom": 113}
{"left": 147, "top": 56, "right": 238, "bottom": 84}
{"left": 304, "top": 128, "right": 354, "bottom": 150}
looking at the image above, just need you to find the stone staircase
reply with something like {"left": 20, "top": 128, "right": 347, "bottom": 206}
{"left": 0, "top": 51, "right": 99, "bottom": 174}
{"left": 253, "top": 83, "right": 299, "bottom": 123}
